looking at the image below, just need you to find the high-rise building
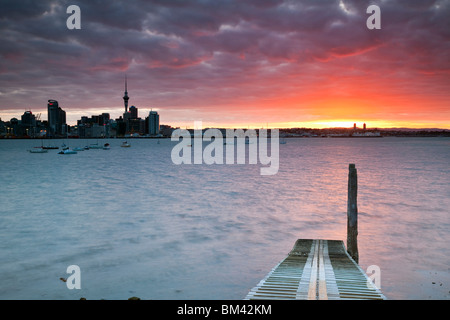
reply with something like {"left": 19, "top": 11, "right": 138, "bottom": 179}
{"left": 100, "top": 113, "right": 110, "bottom": 125}
{"left": 47, "top": 99, "right": 66, "bottom": 136}
{"left": 129, "top": 106, "right": 138, "bottom": 119}
{"left": 148, "top": 111, "right": 160, "bottom": 136}
{"left": 21, "top": 111, "right": 36, "bottom": 127}
{"left": 21, "top": 111, "right": 36, "bottom": 137}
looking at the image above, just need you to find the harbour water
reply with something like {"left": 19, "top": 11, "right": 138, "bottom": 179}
{"left": 0, "top": 137, "right": 449, "bottom": 300}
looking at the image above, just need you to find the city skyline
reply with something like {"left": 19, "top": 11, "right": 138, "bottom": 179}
{"left": 2, "top": 75, "right": 418, "bottom": 131}
{"left": 0, "top": 1, "right": 449, "bottom": 129}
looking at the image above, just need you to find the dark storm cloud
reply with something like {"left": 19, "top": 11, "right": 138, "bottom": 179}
{"left": 0, "top": 0, "right": 54, "bottom": 20}
{"left": 0, "top": 1, "right": 443, "bottom": 68}
{"left": 0, "top": 0, "right": 449, "bottom": 122}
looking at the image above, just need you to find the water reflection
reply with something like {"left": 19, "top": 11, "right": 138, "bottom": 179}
{"left": 0, "top": 137, "right": 449, "bottom": 299}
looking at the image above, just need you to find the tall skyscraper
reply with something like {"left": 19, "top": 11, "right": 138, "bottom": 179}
{"left": 21, "top": 111, "right": 36, "bottom": 127}
{"left": 148, "top": 111, "right": 160, "bottom": 136}
{"left": 47, "top": 99, "right": 66, "bottom": 136}
{"left": 123, "top": 76, "right": 129, "bottom": 113}
{"left": 129, "top": 106, "right": 138, "bottom": 119}
{"left": 21, "top": 111, "right": 36, "bottom": 136}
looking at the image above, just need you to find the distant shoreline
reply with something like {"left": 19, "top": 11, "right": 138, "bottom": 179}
{"left": 1, "top": 126, "right": 450, "bottom": 139}
{"left": 1, "top": 132, "right": 449, "bottom": 139}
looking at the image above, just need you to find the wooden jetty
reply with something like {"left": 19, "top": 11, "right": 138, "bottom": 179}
{"left": 245, "top": 239, "right": 385, "bottom": 300}
{"left": 245, "top": 164, "right": 386, "bottom": 300}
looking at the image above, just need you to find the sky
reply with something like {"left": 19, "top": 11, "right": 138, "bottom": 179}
{"left": 0, "top": 0, "right": 449, "bottom": 129}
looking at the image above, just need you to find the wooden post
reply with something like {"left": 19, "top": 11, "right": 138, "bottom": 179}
{"left": 347, "top": 164, "right": 358, "bottom": 263}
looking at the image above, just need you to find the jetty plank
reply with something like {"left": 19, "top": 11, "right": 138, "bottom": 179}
{"left": 245, "top": 239, "right": 386, "bottom": 300}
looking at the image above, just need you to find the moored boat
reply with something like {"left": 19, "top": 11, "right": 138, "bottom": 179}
{"left": 58, "top": 149, "right": 77, "bottom": 154}
{"left": 28, "top": 149, "right": 48, "bottom": 153}
{"left": 121, "top": 141, "right": 131, "bottom": 147}
{"left": 89, "top": 143, "right": 102, "bottom": 149}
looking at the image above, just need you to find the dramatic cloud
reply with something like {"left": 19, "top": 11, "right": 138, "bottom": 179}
{"left": 0, "top": 0, "right": 449, "bottom": 128}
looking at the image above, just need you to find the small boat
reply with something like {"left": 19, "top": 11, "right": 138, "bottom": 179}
{"left": 61, "top": 143, "right": 69, "bottom": 150}
{"left": 121, "top": 141, "right": 131, "bottom": 147}
{"left": 103, "top": 143, "right": 110, "bottom": 150}
{"left": 58, "top": 149, "right": 77, "bottom": 155}
{"left": 36, "top": 140, "right": 58, "bottom": 150}
{"left": 280, "top": 140, "right": 287, "bottom": 144}
{"left": 28, "top": 149, "right": 48, "bottom": 153}
{"left": 89, "top": 143, "right": 102, "bottom": 149}
{"left": 73, "top": 147, "right": 85, "bottom": 151}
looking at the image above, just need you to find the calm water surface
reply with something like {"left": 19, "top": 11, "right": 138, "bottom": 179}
{"left": 0, "top": 137, "right": 449, "bottom": 299}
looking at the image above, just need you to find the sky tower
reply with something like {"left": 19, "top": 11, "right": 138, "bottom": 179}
{"left": 123, "top": 75, "right": 129, "bottom": 113}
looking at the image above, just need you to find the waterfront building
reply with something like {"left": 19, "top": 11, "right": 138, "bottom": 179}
{"left": 115, "top": 116, "right": 127, "bottom": 136}
{"left": 0, "top": 118, "right": 5, "bottom": 135}
{"left": 76, "top": 113, "right": 112, "bottom": 138}
{"left": 129, "top": 106, "right": 138, "bottom": 119}
{"left": 148, "top": 110, "right": 160, "bottom": 136}
{"left": 127, "top": 118, "right": 145, "bottom": 135}
{"left": 21, "top": 111, "right": 36, "bottom": 127}
{"left": 20, "top": 111, "right": 36, "bottom": 136}
{"left": 8, "top": 118, "right": 20, "bottom": 136}
{"left": 47, "top": 99, "right": 66, "bottom": 136}
{"left": 159, "top": 124, "right": 175, "bottom": 137}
